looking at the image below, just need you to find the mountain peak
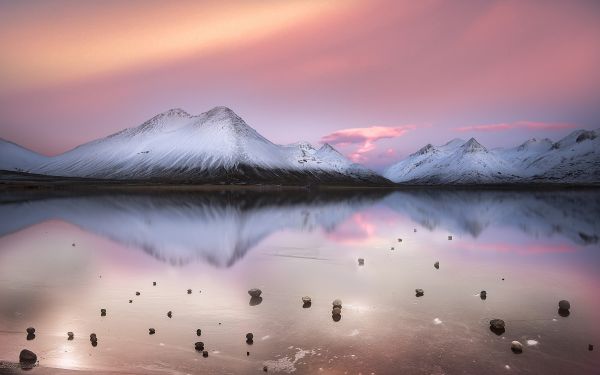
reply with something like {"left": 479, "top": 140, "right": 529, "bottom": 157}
{"left": 412, "top": 143, "right": 436, "bottom": 156}
{"left": 204, "top": 106, "right": 238, "bottom": 118}
{"left": 461, "top": 138, "right": 487, "bottom": 153}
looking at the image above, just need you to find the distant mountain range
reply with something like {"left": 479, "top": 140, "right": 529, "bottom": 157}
{"left": 384, "top": 130, "right": 599, "bottom": 184}
{"left": 0, "top": 106, "right": 387, "bottom": 185}
{"left": 0, "top": 106, "right": 598, "bottom": 185}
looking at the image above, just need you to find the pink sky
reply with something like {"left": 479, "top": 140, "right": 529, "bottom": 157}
{"left": 1, "top": 0, "right": 599, "bottom": 169}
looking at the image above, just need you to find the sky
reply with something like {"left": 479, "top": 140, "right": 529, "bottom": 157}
{"left": 1, "top": 0, "right": 599, "bottom": 170}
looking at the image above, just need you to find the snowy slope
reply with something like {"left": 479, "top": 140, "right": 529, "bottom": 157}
{"left": 2, "top": 106, "right": 387, "bottom": 184}
{"left": 384, "top": 138, "right": 518, "bottom": 184}
{"left": 385, "top": 130, "right": 600, "bottom": 184}
{"left": 0, "top": 139, "right": 49, "bottom": 173}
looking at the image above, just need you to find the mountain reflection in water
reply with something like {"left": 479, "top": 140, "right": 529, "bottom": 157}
{"left": 0, "top": 189, "right": 598, "bottom": 267}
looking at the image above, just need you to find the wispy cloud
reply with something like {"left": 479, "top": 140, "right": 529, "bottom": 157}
{"left": 455, "top": 121, "right": 576, "bottom": 133}
{"left": 321, "top": 125, "right": 415, "bottom": 162}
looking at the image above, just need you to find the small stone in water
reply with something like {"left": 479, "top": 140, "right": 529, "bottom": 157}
{"left": 390, "top": 247, "right": 395, "bottom": 250}
{"left": 589, "top": 344, "right": 594, "bottom": 351}
{"left": 100, "top": 308, "right": 106, "bottom": 316}
{"left": 203, "top": 350, "right": 209, "bottom": 357}
{"left": 195, "top": 342, "right": 204, "bottom": 351}
{"left": 332, "top": 307, "right": 342, "bottom": 316}
{"left": 67, "top": 332, "right": 74, "bottom": 340}
{"left": 187, "top": 289, "right": 192, "bottom": 294}
{"left": 398, "top": 238, "right": 402, "bottom": 242}
{"left": 332, "top": 299, "right": 342, "bottom": 308}
{"left": 129, "top": 299, "right": 133, "bottom": 303}
{"left": 480, "top": 290, "right": 487, "bottom": 300}
{"left": 415, "top": 289, "right": 424, "bottom": 297}
{"left": 196, "top": 329, "right": 202, "bottom": 336}
{"left": 248, "top": 288, "right": 262, "bottom": 298}
{"left": 167, "top": 311, "right": 172, "bottom": 318}
{"left": 246, "top": 333, "right": 254, "bottom": 343}
{"left": 153, "top": 281, "right": 156, "bottom": 286}
{"left": 135, "top": 291, "right": 140, "bottom": 296}
{"left": 302, "top": 296, "right": 311, "bottom": 304}
{"left": 90, "top": 333, "right": 97, "bottom": 342}
{"left": 558, "top": 300, "right": 570, "bottom": 311}
{"left": 263, "top": 365, "right": 268, "bottom": 372}
{"left": 26, "top": 327, "right": 35, "bottom": 335}
{"left": 448, "top": 235, "right": 452, "bottom": 240}
{"left": 489, "top": 319, "right": 506, "bottom": 335}
{"left": 358, "top": 258, "right": 364, "bottom": 266}
{"left": 149, "top": 328, "right": 156, "bottom": 335}
{"left": 511, "top": 341, "right": 523, "bottom": 353}
{"left": 434, "top": 261, "right": 439, "bottom": 269}
{"left": 247, "top": 351, "right": 250, "bottom": 356}
{"left": 19, "top": 349, "right": 37, "bottom": 364}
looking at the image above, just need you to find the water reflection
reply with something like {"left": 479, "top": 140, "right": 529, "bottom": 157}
{"left": 0, "top": 189, "right": 598, "bottom": 268}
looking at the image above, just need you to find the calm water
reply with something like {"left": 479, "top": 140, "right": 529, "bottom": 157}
{"left": 0, "top": 189, "right": 599, "bottom": 374}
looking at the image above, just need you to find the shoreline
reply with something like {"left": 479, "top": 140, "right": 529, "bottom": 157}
{"left": 1, "top": 171, "right": 599, "bottom": 192}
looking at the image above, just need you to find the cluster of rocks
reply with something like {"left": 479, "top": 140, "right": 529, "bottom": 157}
{"left": 488, "top": 300, "right": 574, "bottom": 354}
{"left": 194, "top": 341, "right": 208, "bottom": 357}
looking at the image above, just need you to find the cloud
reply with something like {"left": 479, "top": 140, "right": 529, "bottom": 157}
{"left": 321, "top": 125, "right": 415, "bottom": 162}
{"left": 455, "top": 121, "right": 576, "bottom": 133}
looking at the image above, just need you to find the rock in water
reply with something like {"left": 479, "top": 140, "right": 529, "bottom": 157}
{"left": 480, "top": 291, "right": 487, "bottom": 300}
{"left": 153, "top": 281, "right": 157, "bottom": 286}
{"left": 434, "top": 261, "right": 439, "bottom": 269}
{"left": 489, "top": 319, "right": 505, "bottom": 335}
{"left": 302, "top": 296, "right": 312, "bottom": 308}
{"left": 398, "top": 238, "right": 402, "bottom": 242}
{"left": 100, "top": 308, "right": 106, "bottom": 316}
{"left": 448, "top": 235, "right": 453, "bottom": 240}
{"left": 358, "top": 258, "right": 364, "bottom": 266}
{"left": 332, "top": 299, "right": 342, "bottom": 308}
{"left": 203, "top": 350, "right": 208, "bottom": 358}
{"left": 248, "top": 288, "right": 262, "bottom": 298}
{"left": 149, "top": 328, "right": 156, "bottom": 335}
{"left": 415, "top": 289, "right": 424, "bottom": 297}
{"left": 19, "top": 349, "right": 37, "bottom": 364}
{"left": 589, "top": 344, "right": 594, "bottom": 351}
{"left": 135, "top": 291, "right": 140, "bottom": 296}
{"left": 26, "top": 327, "right": 35, "bottom": 335}
{"left": 196, "top": 329, "right": 202, "bottom": 336}
{"left": 511, "top": 341, "right": 523, "bottom": 353}
{"left": 195, "top": 342, "right": 204, "bottom": 351}
{"left": 167, "top": 311, "right": 172, "bottom": 318}
{"left": 332, "top": 307, "right": 342, "bottom": 316}
{"left": 67, "top": 332, "right": 74, "bottom": 340}
{"left": 559, "top": 300, "right": 570, "bottom": 311}
{"left": 246, "top": 333, "right": 254, "bottom": 344}
{"left": 129, "top": 299, "right": 133, "bottom": 303}
{"left": 187, "top": 289, "right": 192, "bottom": 294}
{"left": 263, "top": 365, "right": 268, "bottom": 372}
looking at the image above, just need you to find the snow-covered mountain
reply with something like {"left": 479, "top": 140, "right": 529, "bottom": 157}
{"left": 0, "top": 106, "right": 388, "bottom": 185}
{"left": 384, "top": 129, "right": 600, "bottom": 184}
{"left": 0, "top": 139, "right": 47, "bottom": 174}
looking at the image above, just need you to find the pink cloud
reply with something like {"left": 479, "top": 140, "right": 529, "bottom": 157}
{"left": 321, "top": 125, "right": 415, "bottom": 162}
{"left": 455, "top": 121, "right": 577, "bottom": 133}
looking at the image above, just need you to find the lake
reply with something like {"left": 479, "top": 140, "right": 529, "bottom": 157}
{"left": 0, "top": 189, "right": 599, "bottom": 374}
